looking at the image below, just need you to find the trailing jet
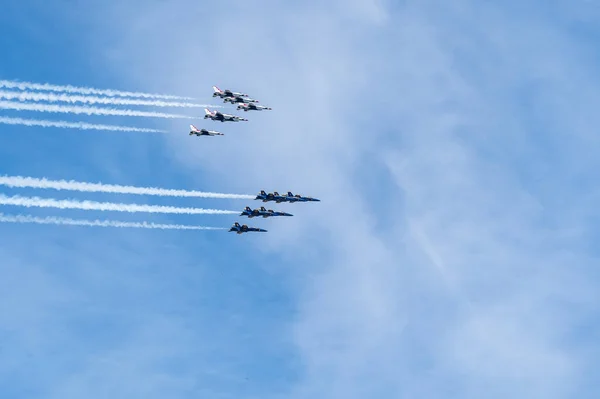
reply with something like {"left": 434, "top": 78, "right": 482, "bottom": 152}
{"left": 255, "top": 190, "right": 286, "bottom": 203}
{"left": 212, "top": 85, "right": 248, "bottom": 99}
{"left": 229, "top": 222, "right": 267, "bottom": 234}
{"left": 240, "top": 206, "right": 293, "bottom": 218}
{"left": 255, "top": 190, "right": 274, "bottom": 202}
{"left": 189, "top": 124, "right": 223, "bottom": 136}
{"left": 204, "top": 108, "right": 248, "bottom": 122}
{"left": 223, "top": 95, "right": 259, "bottom": 104}
{"left": 237, "top": 102, "right": 272, "bottom": 112}
{"left": 283, "top": 191, "right": 320, "bottom": 202}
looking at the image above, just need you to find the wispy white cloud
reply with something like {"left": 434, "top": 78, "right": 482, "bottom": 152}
{"left": 121, "top": 1, "right": 597, "bottom": 398}
{"left": 3, "top": 1, "right": 600, "bottom": 398}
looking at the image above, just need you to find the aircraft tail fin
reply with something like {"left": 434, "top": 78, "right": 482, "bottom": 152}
{"left": 190, "top": 124, "right": 199, "bottom": 132}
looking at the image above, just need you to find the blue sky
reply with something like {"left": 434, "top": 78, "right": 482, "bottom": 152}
{"left": 1, "top": 1, "right": 600, "bottom": 398}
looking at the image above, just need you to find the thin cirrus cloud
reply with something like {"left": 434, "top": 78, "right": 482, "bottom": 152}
{"left": 125, "top": 1, "right": 598, "bottom": 398}
{"left": 1, "top": 1, "right": 599, "bottom": 399}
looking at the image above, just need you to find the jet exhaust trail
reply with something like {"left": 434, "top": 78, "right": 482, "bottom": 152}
{"left": 0, "top": 101, "right": 195, "bottom": 119}
{"left": 0, "top": 79, "right": 194, "bottom": 100}
{"left": 0, "top": 116, "right": 167, "bottom": 133}
{"left": 0, "top": 175, "right": 255, "bottom": 199}
{"left": 0, "top": 90, "right": 220, "bottom": 108}
{"left": 0, "top": 194, "right": 239, "bottom": 215}
{"left": 0, "top": 213, "right": 226, "bottom": 230}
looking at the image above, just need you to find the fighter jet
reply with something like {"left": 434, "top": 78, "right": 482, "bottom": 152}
{"left": 204, "top": 108, "right": 248, "bottom": 122}
{"left": 212, "top": 85, "right": 248, "bottom": 99}
{"left": 283, "top": 191, "right": 320, "bottom": 202}
{"left": 189, "top": 124, "right": 223, "bottom": 137}
{"left": 255, "top": 190, "right": 286, "bottom": 203}
{"left": 223, "top": 95, "right": 259, "bottom": 104}
{"left": 229, "top": 222, "right": 267, "bottom": 234}
{"left": 240, "top": 206, "right": 293, "bottom": 218}
{"left": 237, "top": 102, "right": 272, "bottom": 112}
{"left": 255, "top": 190, "right": 274, "bottom": 202}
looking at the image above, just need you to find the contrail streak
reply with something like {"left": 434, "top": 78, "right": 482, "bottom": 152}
{"left": 0, "top": 116, "right": 167, "bottom": 133}
{"left": 0, "top": 90, "right": 219, "bottom": 108}
{"left": 0, "top": 194, "right": 239, "bottom": 215}
{"left": 0, "top": 79, "right": 194, "bottom": 100}
{"left": 0, "top": 176, "right": 255, "bottom": 199}
{"left": 0, "top": 213, "right": 226, "bottom": 230}
{"left": 0, "top": 101, "right": 195, "bottom": 119}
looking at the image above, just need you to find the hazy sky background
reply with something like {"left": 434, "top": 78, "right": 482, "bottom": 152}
{"left": 1, "top": 1, "right": 599, "bottom": 398}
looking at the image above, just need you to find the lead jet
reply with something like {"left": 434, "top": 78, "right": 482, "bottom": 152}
{"left": 212, "top": 85, "right": 248, "bottom": 99}
{"left": 223, "top": 95, "right": 259, "bottom": 105}
{"left": 189, "top": 124, "right": 223, "bottom": 137}
{"left": 229, "top": 222, "right": 267, "bottom": 234}
{"left": 237, "top": 102, "right": 272, "bottom": 112}
{"left": 240, "top": 206, "right": 293, "bottom": 218}
{"left": 283, "top": 191, "right": 320, "bottom": 202}
{"left": 204, "top": 108, "right": 248, "bottom": 122}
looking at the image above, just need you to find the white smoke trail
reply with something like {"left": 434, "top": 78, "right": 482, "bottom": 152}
{"left": 0, "top": 90, "right": 220, "bottom": 108}
{"left": 0, "top": 79, "right": 194, "bottom": 100}
{"left": 0, "top": 101, "right": 195, "bottom": 119}
{"left": 0, "top": 194, "right": 239, "bottom": 215}
{"left": 0, "top": 175, "right": 255, "bottom": 199}
{"left": 0, "top": 213, "right": 226, "bottom": 230}
{"left": 0, "top": 116, "right": 167, "bottom": 133}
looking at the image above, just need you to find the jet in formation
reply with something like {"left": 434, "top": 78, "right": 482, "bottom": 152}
{"left": 255, "top": 190, "right": 320, "bottom": 203}
{"left": 224, "top": 95, "right": 259, "bottom": 105}
{"left": 204, "top": 108, "right": 248, "bottom": 122}
{"left": 189, "top": 124, "right": 223, "bottom": 137}
{"left": 240, "top": 206, "right": 293, "bottom": 218}
{"left": 212, "top": 86, "right": 248, "bottom": 99}
{"left": 237, "top": 102, "right": 272, "bottom": 112}
{"left": 229, "top": 222, "right": 267, "bottom": 234}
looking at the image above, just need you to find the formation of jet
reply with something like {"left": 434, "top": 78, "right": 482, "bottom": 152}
{"left": 189, "top": 124, "right": 223, "bottom": 136}
{"left": 240, "top": 206, "right": 293, "bottom": 218}
{"left": 229, "top": 222, "right": 267, "bottom": 234}
{"left": 237, "top": 102, "right": 272, "bottom": 112}
{"left": 255, "top": 190, "right": 320, "bottom": 203}
{"left": 204, "top": 108, "right": 248, "bottom": 122}
{"left": 190, "top": 86, "right": 318, "bottom": 235}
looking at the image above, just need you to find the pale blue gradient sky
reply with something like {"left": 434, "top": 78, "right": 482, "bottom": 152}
{"left": 1, "top": 1, "right": 599, "bottom": 398}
